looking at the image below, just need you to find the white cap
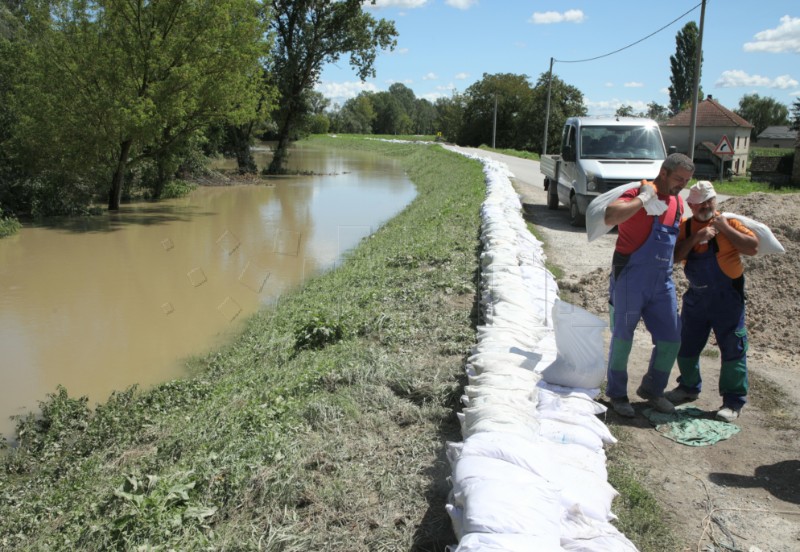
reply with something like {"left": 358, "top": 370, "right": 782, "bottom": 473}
{"left": 687, "top": 180, "right": 716, "bottom": 204}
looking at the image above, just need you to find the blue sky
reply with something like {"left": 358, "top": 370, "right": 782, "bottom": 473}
{"left": 316, "top": 0, "right": 800, "bottom": 117}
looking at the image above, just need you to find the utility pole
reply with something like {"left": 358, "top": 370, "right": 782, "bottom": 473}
{"left": 542, "top": 57, "right": 554, "bottom": 155}
{"left": 688, "top": 0, "right": 706, "bottom": 160}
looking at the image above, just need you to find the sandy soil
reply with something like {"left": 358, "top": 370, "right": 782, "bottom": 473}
{"left": 456, "top": 147, "right": 800, "bottom": 552}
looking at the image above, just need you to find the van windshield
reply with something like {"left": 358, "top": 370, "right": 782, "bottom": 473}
{"left": 579, "top": 125, "right": 666, "bottom": 160}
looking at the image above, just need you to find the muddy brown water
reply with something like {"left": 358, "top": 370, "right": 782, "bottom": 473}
{"left": 0, "top": 142, "right": 416, "bottom": 438}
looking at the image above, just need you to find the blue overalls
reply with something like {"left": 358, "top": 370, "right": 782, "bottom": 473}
{"left": 675, "top": 227, "right": 748, "bottom": 410}
{"left": 606, "top": 202, "right": 681, "bottom": 400}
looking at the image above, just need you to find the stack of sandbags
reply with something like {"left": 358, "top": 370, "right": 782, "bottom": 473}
{"left": 443, "top": 148, "right": 637, "bottom": 551}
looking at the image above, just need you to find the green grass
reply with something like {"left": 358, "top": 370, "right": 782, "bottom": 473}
{"left": 478, "top": 144, "right": 541, "bottom": 161}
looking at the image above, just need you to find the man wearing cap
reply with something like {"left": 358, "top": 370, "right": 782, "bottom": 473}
{"left": 665, "top": 181, "right": 759, "bottom": 422}
{"left": 603, "top": 153, "right": 694, "bottom": 418}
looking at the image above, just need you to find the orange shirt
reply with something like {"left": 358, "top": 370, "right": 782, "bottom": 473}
{"left": 678, "top": 214, "right": 755, "bottom": 279}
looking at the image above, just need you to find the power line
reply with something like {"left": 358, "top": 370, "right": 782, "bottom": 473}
{"left": 555, "top": 1, "right": 705, "bottom": 64}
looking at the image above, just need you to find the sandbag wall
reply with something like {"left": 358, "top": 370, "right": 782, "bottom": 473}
{"left": 444, "top": 150, "right": 638, "bottom": 552}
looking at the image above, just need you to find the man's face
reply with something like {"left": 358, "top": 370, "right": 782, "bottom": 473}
{"left": 664, "top": 167, "right": 693, "bottom": 196}
{"left": 689, "top": 197, "right": 716, "bottom": 221}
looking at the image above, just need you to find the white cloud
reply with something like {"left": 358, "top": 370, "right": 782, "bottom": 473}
{"left": 743, "top": 16, "right": 800, "bottom": 53}
{"left": 624, "top": 82, "right": 644, "bottom": 88}
{"left": 386, "top": 78, "right": 414, "bottom": 85}
{"left": 445, "top": 0, "right": 477, "bottom": 9}
{"left": 315, "top": 81, "right": 379, "bottom": 104}
{"left": 389, "top": 47, "right": 409, "bottom": 55}
{"left": 368, "top": 0, "right": 429, "bottom": 9}
{"left": 422, "top": 72, "right": 438, "bottom": 80}
{"left": 454, "top": 72, "right": 469, "bottom": 80}
{"left": 529, "top": 10, "right": 585, "bottom": 25}
{"left": 604, "top": 82, "right": 614, "bottom": 88}
{"left": 715, "top": 70, "right": 799, "bottom": 89}
{"left": 585, "top": 98, "right": 648, "bottom": 117}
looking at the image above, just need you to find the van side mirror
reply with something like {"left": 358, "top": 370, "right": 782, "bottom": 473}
{"left": 562, "top": 145, "right": 575, "bottom": 162}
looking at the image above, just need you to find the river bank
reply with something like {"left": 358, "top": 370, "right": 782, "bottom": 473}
{"left": 0, "top": 136, "right": 678, "bottom": 551}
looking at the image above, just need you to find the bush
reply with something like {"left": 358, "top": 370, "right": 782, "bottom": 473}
{"left": 161, "top": 179, "right": 197, "bottom": 199}
{"left": 0, "top": 214, "right": 21, "bottom": 237}
{"left": 293, "top": 314, "right": 348, "bottom": 352}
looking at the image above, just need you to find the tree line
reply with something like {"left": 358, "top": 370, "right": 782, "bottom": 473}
{"left": 1, "top": 9, "right": 797, "bottom": 230}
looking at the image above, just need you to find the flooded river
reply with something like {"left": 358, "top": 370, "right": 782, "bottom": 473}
{"left": 0, "top": 142, "right": 416, "bottom": 438}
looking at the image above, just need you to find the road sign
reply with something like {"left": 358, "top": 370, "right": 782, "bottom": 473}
{"left": 713, "top": 135, "right": 734, "bottom": 155}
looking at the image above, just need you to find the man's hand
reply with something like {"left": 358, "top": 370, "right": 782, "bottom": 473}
{"left": 637, "top": 183, "right": 656, "bottom": 204}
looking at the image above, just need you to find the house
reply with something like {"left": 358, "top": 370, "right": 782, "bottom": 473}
{"left": 755, "top": 126, "right": 798, "bottom": 149}
{"left": 660, "top": 95, "right": 753, "bottom": 177}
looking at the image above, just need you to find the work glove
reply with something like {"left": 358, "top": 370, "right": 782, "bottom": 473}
{"left": 637, "top": 184, "right": 667, "bottom": 216}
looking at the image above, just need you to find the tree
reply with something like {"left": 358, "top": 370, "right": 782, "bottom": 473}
{"left": 615, "top": 105, "right": 635, "bottom": 117}
{"left": 266, "top": 0, "right": 397, "bottom": 174}
{"left": 16, "top": 0, "right": 268, "bottom": 210}
{"left": 458, "top": 73, "right": 534, "bottom": 149}
{"left": 531, "top": 73, "right": 586, "bottom": 154}
{"left": 735, "top": 93, "right": 790, "bottom": 141}
{"left": 788, "top": 98, "right": 800, "bottom": 131}
{"left": 434, "top": 93, "right": 466, "bottom": 143}
{"left": 333, "top": 94, "right": 376, "bottom": 133}
{"left": 668, "top": 22, "right": 703, "bottom": 116}
{"left": 644, "top": 102, "right": 670, "bottom": 122}
{"left": 413, "top": 98, "right": 437, "bottom": 135}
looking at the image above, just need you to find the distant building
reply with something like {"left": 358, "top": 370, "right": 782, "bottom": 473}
{"left": 660, "top": 95, "right": 753, "bottom": 177}
{"left": 755, "top": 126, "right": 798, "bottom": 149}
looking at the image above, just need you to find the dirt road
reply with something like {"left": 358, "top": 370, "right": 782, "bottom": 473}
{"left": 451, "top": 146, "right": 800, "bottom": 552}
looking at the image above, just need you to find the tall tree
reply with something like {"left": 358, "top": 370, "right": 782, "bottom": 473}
{"left": 735, "top": 93, "right": 790, "bottom": 141}
{"left": 668, "top": 21, "right": 703, "bottom": 116}
{"left": 788, "top": 98, "right": 800, "bottom": 131}
{"left": 16, "top": 0, "right": 268, "bottom": 210}
{"left": 266, "top": 0, "right": 397, "bottom": 174}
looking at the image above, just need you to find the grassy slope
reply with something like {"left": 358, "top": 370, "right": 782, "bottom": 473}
{"left": 0, "top": 136, "right": 675, "bottom": 551}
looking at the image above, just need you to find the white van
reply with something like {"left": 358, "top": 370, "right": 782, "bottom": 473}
{"left": 540, "top": 117, "right": 667, "bottom": 226}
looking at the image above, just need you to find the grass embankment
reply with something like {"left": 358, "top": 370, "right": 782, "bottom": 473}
{"left": 0, "top": 136, "right": 675, "bottom": 551}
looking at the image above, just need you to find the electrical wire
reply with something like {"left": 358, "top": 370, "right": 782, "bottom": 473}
{"left": 554, "top": 1, "right": 706, "bottom": 64}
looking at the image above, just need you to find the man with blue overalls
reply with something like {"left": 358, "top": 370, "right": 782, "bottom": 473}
{"left": 665, "top": 181, "right": 759, "bottom": 422}
{"left": 604, "top": 153, "right": 694, "bottom": 417}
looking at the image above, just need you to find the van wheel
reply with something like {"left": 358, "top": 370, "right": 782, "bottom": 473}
{"left": 569, "top": 196, "right": 585, "bottom": 227}
{"left": 546, "top": 179, "right": 559, "bottom": 210}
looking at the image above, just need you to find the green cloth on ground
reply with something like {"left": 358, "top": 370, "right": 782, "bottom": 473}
{"left": 642, "top": 406, "right": 740, "bottom": 446}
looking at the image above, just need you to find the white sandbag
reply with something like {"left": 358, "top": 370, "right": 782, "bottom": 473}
{"left": 540, "top": 299, "right": 607, "bottom": 389}
{"left": 535, "top": 409, "right": 617, "bottom": 446}
{"left": 455, "top": 433, "right": 617, "bottom": 522}
{"left": 537, "top": 380, "right": 601, "bottom": 400}
{"left": 454, "top": 531, "right": 564, "bottom": 552}
{"left": 468, "top": 350, "right": 540, "bottom": 371}
{"left": 538, "top": 387, "right": 607, "bottom": 415}
{"left": 467, "top": 371, "right": 538, "bottom": 390}
{"left": 454, "top": 478, "right": 562, "bottom": 539}
{"left": 586, "top": 182, "right": 641, "bottom": 242}
{"left": 560, "top": 505, "right": 638, "bottom": 551}
{"left": 456, "top": 432, "right": 608, "bottom": 479}
{"left": 450, "top": 455, "right": 550, "bottom": 499}
{"left": 721, "top": 212, "right": 785, "bottom": 256}
{"left": 538, "top": 418, "right": 605, "bottom": 451}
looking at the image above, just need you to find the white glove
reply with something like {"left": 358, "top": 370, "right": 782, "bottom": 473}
{"left": 642, "top": 195, "right": 668, "bottom": 216}
{"left": 637, "top": 185, "right": 656, "bottom": 203}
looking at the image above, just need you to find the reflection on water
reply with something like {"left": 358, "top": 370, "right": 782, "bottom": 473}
{"left": 0, "top": 142, "right": 416, "bottom": 438}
